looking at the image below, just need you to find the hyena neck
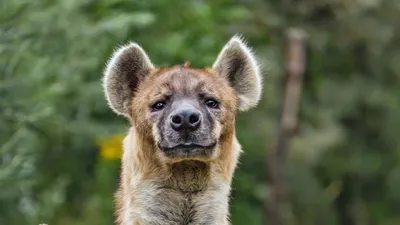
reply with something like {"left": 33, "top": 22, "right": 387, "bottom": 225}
{"left": 118, "top": 129, "right": 234, "bottom": 225}
{"left": 165, "top": 160, "right": 210, "bottom": 193}
{"left": 133, "top": 161, "right": 231, "bottom": 225}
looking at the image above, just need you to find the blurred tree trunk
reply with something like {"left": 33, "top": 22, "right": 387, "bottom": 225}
{"left": 266, "top": 28, "right": 308, "bottom": 225}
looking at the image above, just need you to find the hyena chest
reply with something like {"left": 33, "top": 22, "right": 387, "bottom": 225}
{"left": 139, "top": 189, "right": 224, "bottom": 225}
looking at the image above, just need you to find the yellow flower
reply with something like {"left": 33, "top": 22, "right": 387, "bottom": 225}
{"left": 97, "top": 134, "right": 124, "bottom": 160}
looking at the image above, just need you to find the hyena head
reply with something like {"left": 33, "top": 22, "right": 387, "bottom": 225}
{"left": 103, "top": 35, "right": 262, "bottom": 163}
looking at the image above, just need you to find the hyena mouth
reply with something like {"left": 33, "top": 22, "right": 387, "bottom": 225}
{"left": 158, "top": 143, "right": 217, "bottom": 159}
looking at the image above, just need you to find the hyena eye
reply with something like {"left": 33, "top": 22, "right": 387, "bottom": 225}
{"left": 152, "top": 101, "right": 166, "bottom": 111}
{"left": 205, "top": 99, "right": 219, "bottom": 109}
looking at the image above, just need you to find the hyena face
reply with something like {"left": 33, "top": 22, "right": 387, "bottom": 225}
{"left": 135, "top": 65, "right": 237, "bottom": 162}
{"left": 103, "top": 35, "right": 262, "bottom": 163}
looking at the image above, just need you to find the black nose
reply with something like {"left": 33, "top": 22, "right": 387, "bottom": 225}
{"left": 170, "top": 108, "right": 201, "bottom": 131}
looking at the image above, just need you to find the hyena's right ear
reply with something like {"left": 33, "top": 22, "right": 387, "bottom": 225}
{"left": 103, "top": 43, "right": 154, "bottom": 117}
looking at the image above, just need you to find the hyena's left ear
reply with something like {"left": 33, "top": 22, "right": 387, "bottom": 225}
{"left": 103, "top": 43, "right": 154, "bottom": 117}
{"left": 212, "top": 35, "right": 262, "bottom": 111}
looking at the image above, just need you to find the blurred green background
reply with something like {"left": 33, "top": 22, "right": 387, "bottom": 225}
{"left": 1, "top": 0, "right": 400, "bottom": 224}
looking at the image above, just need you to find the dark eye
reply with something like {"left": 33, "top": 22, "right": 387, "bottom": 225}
{"left": 205, "top": 99, "right": 219, "bottom": 108}
{"left": 152, "top": 101, "right": 166, "bottom": 111}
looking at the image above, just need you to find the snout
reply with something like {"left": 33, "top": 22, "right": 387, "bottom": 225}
{"left": 157, "top": 103, "right": 217, "bottom": 161}
{"left": 170, "top": 107, "right": 202, "bottom": 131}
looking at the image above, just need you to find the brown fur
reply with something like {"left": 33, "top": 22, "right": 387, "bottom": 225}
{"left": 103, "top": 35, "right": 262, "bottom": 225}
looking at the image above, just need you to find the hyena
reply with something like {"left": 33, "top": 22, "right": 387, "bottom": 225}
{"left": 103, "top": 35, "right": 262, "bottom": 225}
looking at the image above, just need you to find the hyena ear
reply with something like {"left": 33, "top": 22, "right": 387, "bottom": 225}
{"left": 103, "top": 43, "right": 154, "bottom": 117}
{"left": 212, "top": 35, "right": 262, "bottom": 111}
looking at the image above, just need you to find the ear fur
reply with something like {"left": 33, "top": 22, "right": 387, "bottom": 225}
{"left": 212, "top": 35, "right": 262, "bottom": 111}
{"left": 103, "top": 42, "right": 154, "bottom": 117}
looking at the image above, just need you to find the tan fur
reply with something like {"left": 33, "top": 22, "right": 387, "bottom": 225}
{"left": 103, "top": 35, "right": 262, "bottom": 225}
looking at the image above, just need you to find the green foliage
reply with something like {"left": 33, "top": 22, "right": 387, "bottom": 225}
{"left": 1, "top": 0, "right": 400, "bottom": 224}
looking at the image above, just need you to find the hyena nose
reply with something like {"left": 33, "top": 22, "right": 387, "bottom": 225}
{"left": 170, "top": 109, "right": 201, "bottom": 131}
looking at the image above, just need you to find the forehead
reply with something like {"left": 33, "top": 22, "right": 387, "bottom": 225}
{"left": 142, "top": 67, "right": 227, "bottom": 97}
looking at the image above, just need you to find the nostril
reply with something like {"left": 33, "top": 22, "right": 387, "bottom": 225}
{"left": 172, "top": 115, "right": 182, "bottom": 124}
{"left": 170, "top": 110, "right": 201, "bottom": 131}
{"left": 189, "top": 113, "right": 200, "bottom": 125}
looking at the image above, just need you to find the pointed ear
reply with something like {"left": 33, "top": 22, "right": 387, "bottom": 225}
{"left": 103, "top": 42, "right": 154, "bottom": 117}
{"left": 212, "top": 35, "right": 262, "bottom": 111}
